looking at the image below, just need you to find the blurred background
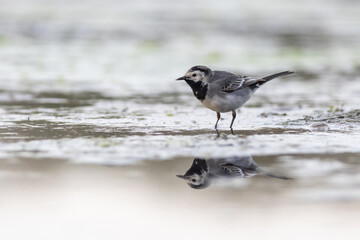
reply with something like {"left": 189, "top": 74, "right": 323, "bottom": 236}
{"left": 0, "top": 0, "right": 360, "bottom": 239}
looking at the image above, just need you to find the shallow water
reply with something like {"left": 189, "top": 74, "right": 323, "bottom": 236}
{"left": 0, "top": 0, "right": 360, "bottom": 239}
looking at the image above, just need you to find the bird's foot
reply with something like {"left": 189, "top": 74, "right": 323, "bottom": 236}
{"left": 215, "top": 128, "right": 220, "bottom": 137}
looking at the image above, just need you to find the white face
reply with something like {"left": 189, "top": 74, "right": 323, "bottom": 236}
{"left": 185, "top": 173, "right": 206, "bottom": 187}
{"left": 185, "top": 70, "right": 207, "bottom": 83}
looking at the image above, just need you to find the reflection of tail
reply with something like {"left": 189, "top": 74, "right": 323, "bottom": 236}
{"left": 262, "top": 172, "right": 293, "bottom": 180}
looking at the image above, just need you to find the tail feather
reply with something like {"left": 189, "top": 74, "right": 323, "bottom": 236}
{"left": 248, "top": 71, "right": 294, "bottom": 90}
{"left": 262, "top": 71, "right": 294, "bottom": 81}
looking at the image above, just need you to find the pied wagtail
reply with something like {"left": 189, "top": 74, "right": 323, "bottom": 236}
{"left": 176, "top": 65, "right": 293, "bottom": 131}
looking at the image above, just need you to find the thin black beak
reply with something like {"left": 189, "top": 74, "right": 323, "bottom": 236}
{"left": 176, "top": 175, "right": 187, "bottom": 179}
{"left": 176, "top": 76, "right": 186, "bottom": 81}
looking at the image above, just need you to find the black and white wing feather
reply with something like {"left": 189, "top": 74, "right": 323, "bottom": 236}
{"left": 221, "top": 76, "right": 264, "bottom": 93}
{"left": 220, "top": 163, "right": 257, "bottom": 177}
{"left": 221, "top": 77, "right": 246, "bottom": 92}
{"left": 220, "top": 163, "right": 245, "bottom": 177}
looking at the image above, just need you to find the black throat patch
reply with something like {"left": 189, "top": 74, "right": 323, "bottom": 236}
{"left": 185, "top": 158, "right": 208, "bottom": 177}
{"left": 185, "top": 80, "right": 208, "bottom": 101}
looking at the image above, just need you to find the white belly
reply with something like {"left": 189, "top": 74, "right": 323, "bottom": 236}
{"left": 201, "top": 90, "right": 253, "bottom": 113}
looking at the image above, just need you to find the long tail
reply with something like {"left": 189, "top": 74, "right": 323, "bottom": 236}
{"left": 262, "top": 71, "right": 294, "bottom": 81}
{"left": 261, "top": 172, "right": 293, "bottom": 180}
{"left": 248, "top": 71, "right": 294, "bottom": 90}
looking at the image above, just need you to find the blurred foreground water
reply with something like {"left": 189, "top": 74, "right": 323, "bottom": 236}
{"left": 0, "top": 0, "right": 360, "bottom": 239}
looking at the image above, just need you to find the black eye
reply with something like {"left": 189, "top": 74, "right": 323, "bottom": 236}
{"left": 192, "top": 73, "right": 197, "bottom": 77}
{"left": 191, "top": 179, "right": 196, "bottom": 182}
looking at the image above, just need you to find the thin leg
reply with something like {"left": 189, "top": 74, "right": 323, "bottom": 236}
{"left": 230, "top": 110, "right": 236, "bottom": 130}
{"left": 215, "top": 112, "right": 221, "bottom": 129}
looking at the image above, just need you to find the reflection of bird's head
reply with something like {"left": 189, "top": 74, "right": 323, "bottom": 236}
{"left": 176, "top": 158, "right": 211, "bottom": 189}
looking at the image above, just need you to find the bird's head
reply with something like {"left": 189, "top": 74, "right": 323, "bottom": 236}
{"left": 176, "top": 65, "right": 212, "bottom": 84}
{"left": 176, "top": 158, "right": 211, "bottom": 189}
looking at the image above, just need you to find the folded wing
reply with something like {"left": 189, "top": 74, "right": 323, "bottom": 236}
{"left": 220, "top": 75, "right": 264, "bottom": 93}
{"left": 220, "top": 163, "right": 257, "bottom": 177}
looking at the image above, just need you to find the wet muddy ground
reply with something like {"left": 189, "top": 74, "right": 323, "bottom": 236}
{"left": 0, "top": 0, "right": 360, "bottom": 239}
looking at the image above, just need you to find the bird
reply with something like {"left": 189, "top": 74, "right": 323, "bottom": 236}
{"left": 176, "top": 156, "right": 292, "bottom": 189}
{"left": 176, "top": 65, "right": 294, "bottom": 132}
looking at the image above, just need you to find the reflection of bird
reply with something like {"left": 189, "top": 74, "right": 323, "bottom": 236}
{"left": 176, "top": 66, "right": 293, "bottom": 131}
{"left": 177, "top": 156, "right": 292, "bottom": 189}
